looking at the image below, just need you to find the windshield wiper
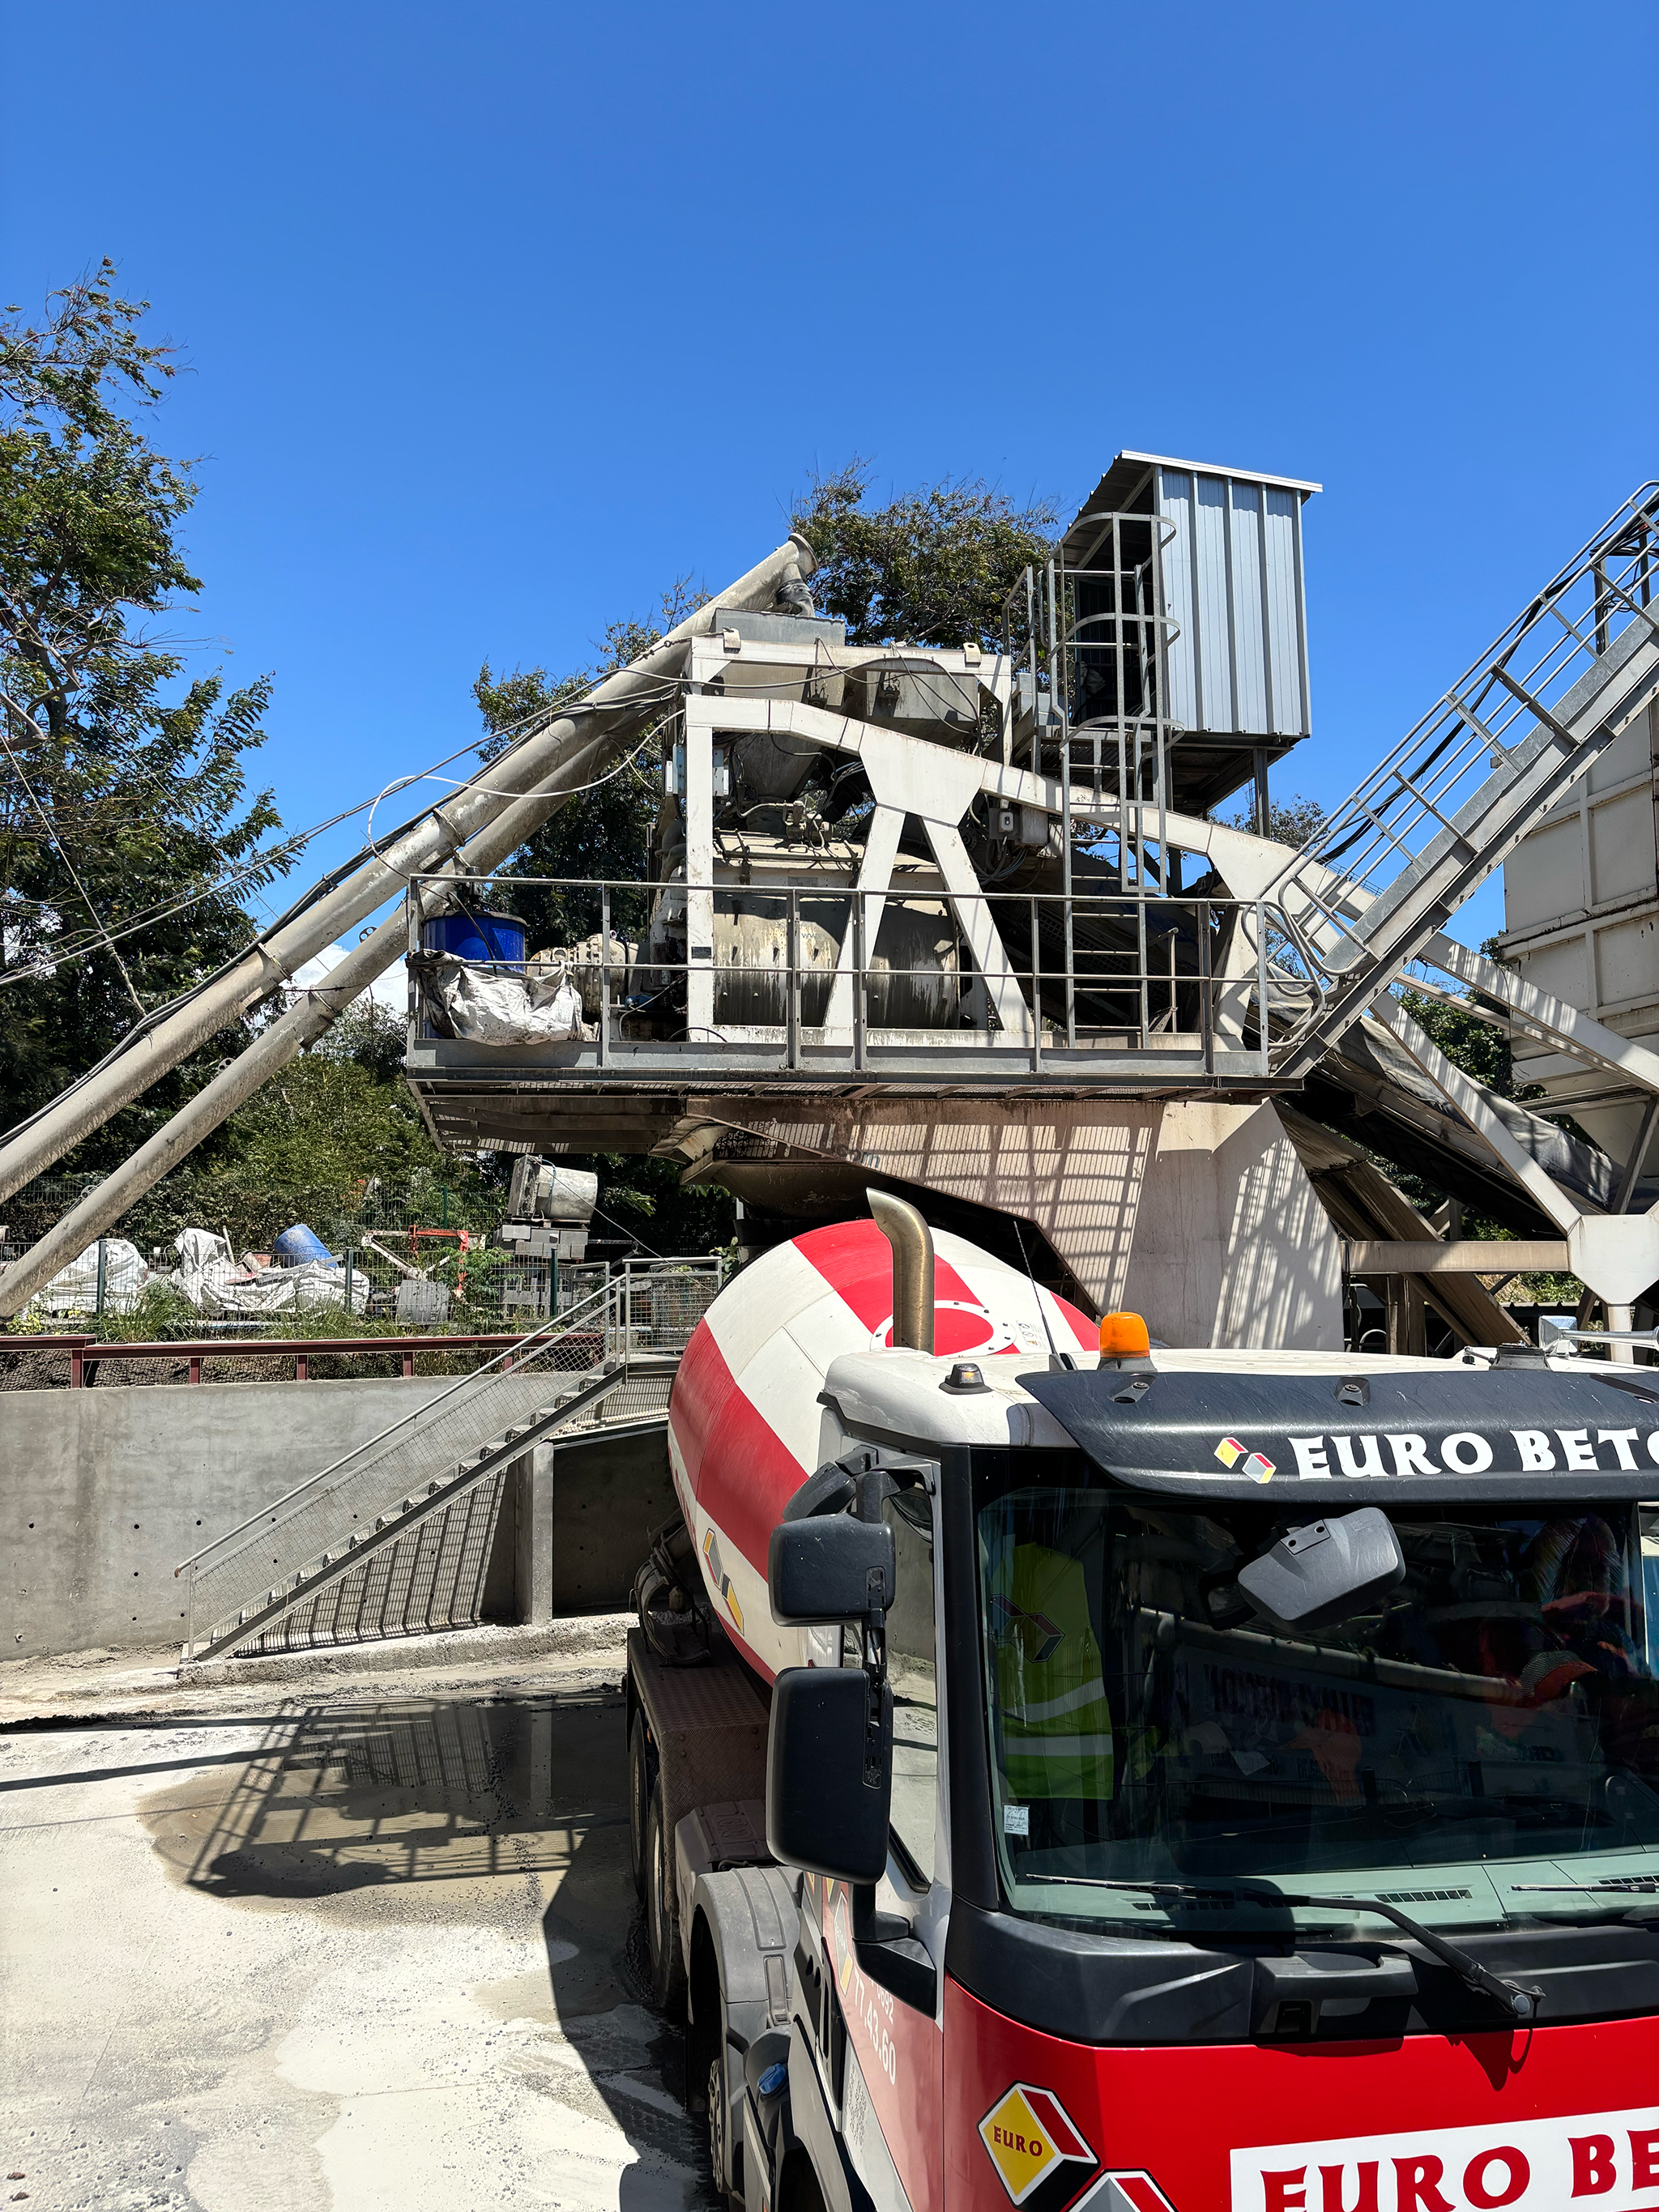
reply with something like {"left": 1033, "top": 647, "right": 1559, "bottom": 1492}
{"left": 1511, "top": 1877, "right": 1659, "bottom": 1894}
{"left": 1023, "top": 1874, "right": 1542, "bottom": 2018}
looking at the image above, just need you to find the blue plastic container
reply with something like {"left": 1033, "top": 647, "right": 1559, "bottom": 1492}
{"left": 271, "top": 1222, "right": 335, "bottom": 1268}
{"left": 422, "top": 910, "right": 527, "bottom": 967}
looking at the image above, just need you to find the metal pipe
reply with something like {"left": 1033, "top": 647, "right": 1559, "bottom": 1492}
{"left": 0, "top": 539, "right": 819, "bottom": 1313}
{"left": 0, "top": 535, "right": 817, "bottom": 1205}
{"left": 868, "top": 1189, "right": 934, "bottom": 1354}
{"left": 0, "top": 744, "right": 617, "bottom": 1312}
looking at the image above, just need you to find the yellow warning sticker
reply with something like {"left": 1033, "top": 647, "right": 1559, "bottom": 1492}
{"left": 702, "top": 1526, "right": 744, "bottom": 1632}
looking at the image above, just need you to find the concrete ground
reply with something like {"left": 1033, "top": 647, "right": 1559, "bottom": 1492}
{"left": 0, "top": 1626, "right": 718, "bottom": 2212}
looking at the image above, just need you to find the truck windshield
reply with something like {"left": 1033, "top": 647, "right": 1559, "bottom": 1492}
{"left": 978, "top": 1479, "right": 1659, "bottom": 1936}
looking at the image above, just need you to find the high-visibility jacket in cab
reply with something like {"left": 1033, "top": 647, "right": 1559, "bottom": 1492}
{"left": 992, "top": 1544, "right": 1114, "bottom": 1799}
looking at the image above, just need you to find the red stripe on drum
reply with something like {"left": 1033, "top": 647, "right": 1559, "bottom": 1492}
{"left": 667, "top": 1317, "right": 732, "bottom": 1501}
{"left": 691, "top": 1354, "right": 812, "bottom": 1584}
{"left": 792, "top": 1217, "right": 978, "bottom": 1334}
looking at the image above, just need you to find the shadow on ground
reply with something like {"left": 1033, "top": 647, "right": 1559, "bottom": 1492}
{"left": 136, "top": 1687, "right": 719, "bottom": 2207}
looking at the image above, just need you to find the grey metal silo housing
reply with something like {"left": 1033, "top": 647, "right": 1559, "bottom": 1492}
{"left": 1060, "top": 451, "right": 1319, "bottom": 820}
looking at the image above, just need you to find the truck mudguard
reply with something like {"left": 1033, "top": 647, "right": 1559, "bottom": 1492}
{"left": 680, "top": 1837, "right": 799, "bottom": 2200}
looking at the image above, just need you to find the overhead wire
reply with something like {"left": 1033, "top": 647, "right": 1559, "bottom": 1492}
{"left": 0, "top": 678, "right": 602, "bottom": 991}
{"left": 0, "top": 605, "right": 1003, "bottom": 1135}
{"left": 0, "top": 709, "right": 146, "bottom": 1013}
{"left": 0, "top": 661, "right": 694, "bottom": 1146}
{"left": 0, "top": 794, "right": 382, "bottom": 987}
{"left": 0, "top": 629, "right": 987, "bottom": 984}
{"left": 362, "top": 686, "right": 683, "bottom": 881}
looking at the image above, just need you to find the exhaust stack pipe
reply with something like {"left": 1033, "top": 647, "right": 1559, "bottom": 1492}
{"left": 868, "top": 1190, "right": 935, "bottom": 1354}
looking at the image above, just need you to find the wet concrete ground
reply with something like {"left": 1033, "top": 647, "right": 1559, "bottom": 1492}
{"left": 1, "top": 1647, "right": 718, "bottom": 2210}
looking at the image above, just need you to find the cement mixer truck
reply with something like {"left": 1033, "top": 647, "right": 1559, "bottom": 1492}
{"left": 624, "top": 1195, "right": 1659, "bottom": 2212}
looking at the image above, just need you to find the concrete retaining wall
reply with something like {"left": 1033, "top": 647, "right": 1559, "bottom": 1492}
{"left": 1, "top": 1376, "right": 675, "bottom": 1660}
{"left": 696, "top": 1096, "right": 1346, "bottom": 1349}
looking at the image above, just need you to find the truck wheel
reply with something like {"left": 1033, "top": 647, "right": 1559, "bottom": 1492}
{"left": 706, "top": 2052, "right": 731, "bottom": 2203}
{"left": 628, "top": 1712, "right": 655, "bottom": 1899}
{"left": 645, "top": 1780, "right": 687, "bottom": 2019}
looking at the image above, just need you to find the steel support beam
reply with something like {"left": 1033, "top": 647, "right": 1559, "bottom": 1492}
{"left": 1346, "top": 1239, "right": 1571, "bottom": 1274}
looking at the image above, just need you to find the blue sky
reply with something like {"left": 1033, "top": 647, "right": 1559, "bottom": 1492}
{"left": 5, "top": 0, "right": 1655, "bottom": 957}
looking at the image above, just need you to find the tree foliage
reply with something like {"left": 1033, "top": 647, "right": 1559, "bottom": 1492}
{"left": 789, "top": 462, "right": 1056, "bottom": 648}
{"left": 1220, "top": 790, "right": 1330, "bottom": 851}
{"left": 0, "top": 263, "right": 288, "bottom": 1158}
{"left": 472, "top": 589, "right": 695, "bottom": 950}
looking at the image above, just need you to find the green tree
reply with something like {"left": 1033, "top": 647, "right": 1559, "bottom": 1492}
{"left": 1219, "top": 791, "right": 1329, "bottom": 850}
{"left": 472, "top": 589, "right": 695, "bottom": 951}
{"left": 789, "top": 461, "right": 1056, "bottom": 647}
{"left": 0, "top": 263, "right": 288, "bottom": 1159}
{"left": 199, "top": 1004, "right": 446, "bottom": 1196}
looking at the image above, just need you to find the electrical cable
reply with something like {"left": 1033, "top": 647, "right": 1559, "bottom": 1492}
{"left": 2, "top": 633, "right": 983, "bottom": 983}
{"left": 588, "top": 1201, "right": 667, "bottom": 1259}
{"left": 0, "top": 611, "right": 998, "bottom": 1147}
{"left": 361, "top": 694, "right": 681, "bottom": 881}
{"left": 0, "top": 712, "right": 145, "bottom": 1013}
{"left": 0, "top": 795, "right": 382, "bottom": 985}
{"left": 0, "top": 676, "right": 598, "bottom": 1000}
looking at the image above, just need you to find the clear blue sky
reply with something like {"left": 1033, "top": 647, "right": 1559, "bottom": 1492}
{"left": 5, "top": 0, "right": 1654, "bottom": 952}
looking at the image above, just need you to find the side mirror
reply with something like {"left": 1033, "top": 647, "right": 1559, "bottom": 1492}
{"left": 1238, "top": 1507, "right": 1405, "bottom": 1632}
{"left": 769, "top": 1515, "right": 895, "bottom": 1625}
{"left": 766, "top": 1666, "right": 893, "bottom": 1882}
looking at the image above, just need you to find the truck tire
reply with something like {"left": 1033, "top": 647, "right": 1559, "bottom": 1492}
{"left": 628, "top": 1711, "right": 655, "bottom": 1899}
{"left": 644, "top": 1779, "right": 687, "bottom": 2019}
{"left": 706, "top": 2051, "right": 733, "bottom": 2209}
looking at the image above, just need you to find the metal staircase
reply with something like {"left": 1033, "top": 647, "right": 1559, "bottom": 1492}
{"left": 1265, "top": 485, "right": 1659, "bottom": 1077}
{"left": 176, "top": 1269, "right": 710, "bottom": 1664}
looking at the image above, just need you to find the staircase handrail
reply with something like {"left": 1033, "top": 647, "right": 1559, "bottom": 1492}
{"left": 174, "top": 1272, "right": 619, "bottom": 1580}
{"left": 1257, "top": 483, "right": 1659, "bottom": 1076}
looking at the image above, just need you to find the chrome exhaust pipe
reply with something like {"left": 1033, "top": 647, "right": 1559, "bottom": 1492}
{"left": 868, "top": 1190, "right": 935, "bottom": 1354}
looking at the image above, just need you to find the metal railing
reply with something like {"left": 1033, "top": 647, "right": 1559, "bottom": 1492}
{"left": 409, "top": 878, "right": 1307, "bottom": 1081}
{"left": 176, "top": 1260, "right": 720, "bottom": 1660}
{"left": 1265, "top": 484, "right": 1659, "bottom": 1076}
{"left": 2, "top": 1329, "right": 531, "bottom": 1389}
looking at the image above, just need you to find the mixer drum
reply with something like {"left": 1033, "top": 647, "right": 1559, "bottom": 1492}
{"left": 709, "top": 892, "right": 964, "bottom": 1029}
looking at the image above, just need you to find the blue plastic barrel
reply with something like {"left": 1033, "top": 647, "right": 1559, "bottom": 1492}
{"left": 421, "top": 910, "right": 527, "bottom": 966}
{"left": 272, "top": 1223, "right": 335, "bottom": 1267}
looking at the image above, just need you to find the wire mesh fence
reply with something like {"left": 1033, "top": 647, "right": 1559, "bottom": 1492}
{"left": 0, "top": 1156, "right": 726, "bottom": 1382}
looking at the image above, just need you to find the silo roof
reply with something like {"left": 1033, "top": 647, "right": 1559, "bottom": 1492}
{"left": 1063, "top": 450, "right": 1321, "bottom": 560}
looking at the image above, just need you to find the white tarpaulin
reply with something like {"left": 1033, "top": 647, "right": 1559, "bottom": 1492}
{"left": 430, "top": 955, "right": 587, "bottom": 1046}
{"left": 166, "top": 1228, "right": 367, "bottom": 1317}
{"left": 35, "top": 1236, "right": 151, "bottom": 1315}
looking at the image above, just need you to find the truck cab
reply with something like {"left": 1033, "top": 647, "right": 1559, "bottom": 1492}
{"left": 630, "top": 1228, "right": 1659, "bottom": 2212}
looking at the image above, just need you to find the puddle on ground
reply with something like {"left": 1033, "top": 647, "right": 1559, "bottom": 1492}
{"left": 119, "top": 1687, "right": 716, "bottom": 2206}
{"left": 139, "top": 1691, "right": 628, "bottom": 1928}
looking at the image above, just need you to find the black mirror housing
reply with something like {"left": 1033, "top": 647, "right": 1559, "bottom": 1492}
{"left": 769, "top": 1515, "right": 895, "bottom": 1626}
{"left": 766, "top": 1667, "right": 893, "bottom": 1882}
{"left": 1238, "top": 1506, "right": 1406, "bottom": 1632}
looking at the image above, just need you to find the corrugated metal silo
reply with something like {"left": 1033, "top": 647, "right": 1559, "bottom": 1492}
{"left": 1060, "top": 451, "right": 1320, "bottom": 818}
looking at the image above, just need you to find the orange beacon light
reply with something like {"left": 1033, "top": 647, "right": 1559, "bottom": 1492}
{"left": 1098, "top": 1311, "right": 1151, "bottom": 1358}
